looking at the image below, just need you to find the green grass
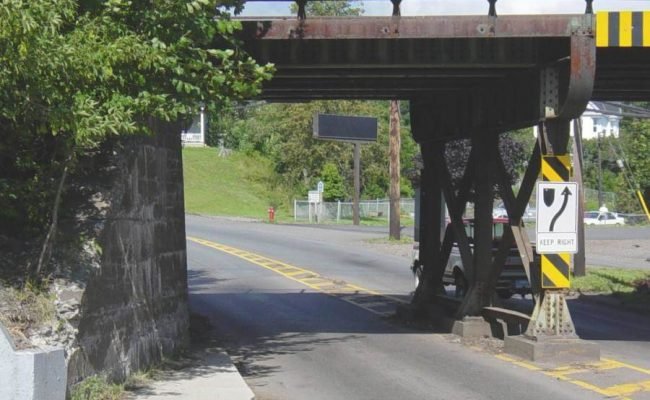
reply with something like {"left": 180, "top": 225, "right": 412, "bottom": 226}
{"left": 572, "top": 267, "right": 650, "bottom": 311}
{"left": 333, "top": 215, "right": 415, "bottom": 227}
{"left": 70, "top": 376, "right": 124, "bottom": 400}
{"left": 183, "top": 148, "right": 289, "bottom": 221}
{"left": 365, "top": 236, "right": 414, "bottom": 244}
{"left": 572, "top": 267, "right": 650, "bottom": 293}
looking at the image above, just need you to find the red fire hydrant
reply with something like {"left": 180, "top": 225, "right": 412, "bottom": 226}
{"left": 268, "top": 207, "right": 275, "bottom": 223}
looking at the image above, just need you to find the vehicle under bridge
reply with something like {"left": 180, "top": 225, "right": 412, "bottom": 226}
{"left": 236, "top": 0, "right": 650, "bottom": 360}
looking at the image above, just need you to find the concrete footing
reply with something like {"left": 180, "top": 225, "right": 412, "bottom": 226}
{"left": 504, "top": 335, "right": 600, "bottom": 363}
{"left": 0, "top": 323, "right": 66, "bottom": 400}
{"left": 451, "top": 316, "right": 493, "bottom": 338}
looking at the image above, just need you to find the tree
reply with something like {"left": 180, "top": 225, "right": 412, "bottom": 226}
{"left": 0, "top": 1, "right": 273, "bottom": 266}
{"left": 620, "top": 108, "right": 650, "bottom": 210}
{"left": 442, "top": 133, "right": 528, "bottom": 202}
{"left": 321, "top": 163, "right": 347, "bottom": 201}
{"left": 290, "top": 0, "right": 364, "bottom": 17}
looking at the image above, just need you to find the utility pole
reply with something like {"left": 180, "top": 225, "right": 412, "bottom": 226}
{"left": 389, "top": 0, "right": 402, "bottom": 240}
{"left": 389, "top": 100, "right": 401, "bottom": 240}
{"left": 353, "top": 143, "right": 361, "bottom": 226}
{"left": 572, "top": 119, "right": 586, "bottom": 277}
{"left": 597, "top": 129, "right": 604, "bottom": 208}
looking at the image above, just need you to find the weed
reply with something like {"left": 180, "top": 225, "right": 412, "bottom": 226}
{"left": 70, "top": 376, "right": 124, "bottom": 400}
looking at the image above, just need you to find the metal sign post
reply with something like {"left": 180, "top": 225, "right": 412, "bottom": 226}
{"left": 308, "top": 190, "right": 322, "bottom": 224}
{"left": 313, "top": 113, "right": 378, "bottom": 226}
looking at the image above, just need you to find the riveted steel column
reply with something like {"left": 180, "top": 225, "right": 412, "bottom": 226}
{"left": 456, "top": 132, "right": 499, "bottom": 317}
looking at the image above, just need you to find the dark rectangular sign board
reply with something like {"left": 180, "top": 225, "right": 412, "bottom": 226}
{"left": 313, "top": 113, "right": 377, "bottom": 142}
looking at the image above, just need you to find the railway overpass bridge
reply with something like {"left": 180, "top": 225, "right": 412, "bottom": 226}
{"left": 234, "top": 4, "right": 650, "bottom": 357}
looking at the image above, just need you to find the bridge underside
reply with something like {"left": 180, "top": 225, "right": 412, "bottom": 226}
{"left": 237, "top": 15, "right": 645, "bottom": 326}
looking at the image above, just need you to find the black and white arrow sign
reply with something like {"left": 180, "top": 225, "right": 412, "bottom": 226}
{"left": 536, "top": 182, "right": 579, "bottom": 254}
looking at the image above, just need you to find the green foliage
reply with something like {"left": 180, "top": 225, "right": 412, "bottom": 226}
{"left": 0, "top": 1, "right": 274, "bottom": 237}
{"left": 290, "top": 0, "right": 364, "bottom": 16}
{"left": 620, "top": 109, "right": 650, "bottom": 207}
{"left": 70, "top": 375, "right": 123, "bottom": 400}
{"left": 214, "top": 100, "right": 418, "bottom": 201}
{"left": 320, "top": 162, "right": 347, "bottom": 201}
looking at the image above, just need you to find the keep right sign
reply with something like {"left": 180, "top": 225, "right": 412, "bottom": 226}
{"left": 536, "top": 181, "right": 579, "bottom": 254}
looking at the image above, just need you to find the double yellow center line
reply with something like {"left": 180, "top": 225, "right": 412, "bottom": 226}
{"left": 187, "top": 236, "right": 408, "bottom": 317}
{"left": 189, "top": 235, "right": 650, "bottom": 399}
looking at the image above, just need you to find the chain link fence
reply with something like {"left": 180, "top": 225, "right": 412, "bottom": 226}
{"left": 294, "top": 198, "right": 415, "bottom": 224}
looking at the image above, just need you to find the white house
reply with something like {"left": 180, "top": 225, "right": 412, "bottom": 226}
{"left": 533, "top": 101, "right": 622, "bottom": 140}
{"left": 181, "top": 105, "right": 206, "bottom": 146}
{"left": 579, "top": 101, "right": 622, "bottom": 139}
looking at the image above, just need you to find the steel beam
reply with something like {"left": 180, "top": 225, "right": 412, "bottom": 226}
{"left": 240, "top": 15, "right": 592, "bottom": 40}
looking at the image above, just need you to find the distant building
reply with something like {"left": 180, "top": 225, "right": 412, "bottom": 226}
{"left": 533, "top": 101, "right": 622, "bottom": 140}
{"left": 580, "top": 101, "right": 622, "bottom": 139}
{"left": 181, "top": 106, "right": 206, "bottom": 146}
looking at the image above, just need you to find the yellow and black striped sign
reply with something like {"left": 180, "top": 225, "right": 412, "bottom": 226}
{"left": 541, "top": 253, "right": 571, "bottom": 288}
{"left": 539, "top": 153, "right": 572, "bottom": 288}
{"left": 542, "top": 155, "right": 571, "bottom": 182}
{"left": 597, "top": 11, "right": 650, "bottom": 47}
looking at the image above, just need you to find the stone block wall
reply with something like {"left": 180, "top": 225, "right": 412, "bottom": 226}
{"left": 67, "top": 120, "right": 189, "bottom": 385}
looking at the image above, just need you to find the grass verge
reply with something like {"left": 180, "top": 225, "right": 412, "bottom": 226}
{"left": 572, "top": 267, "right": 650, "bottom": 311}
{"left": 182, "top": 148, "right": 289, "bottom": 221}
{"left": 365, "top": 236, "right": 414, "bottom": 245}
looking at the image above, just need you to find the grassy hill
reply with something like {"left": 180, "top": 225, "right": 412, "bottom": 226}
{"left": 182, "top": 147, "right": 289, "bottom": 221}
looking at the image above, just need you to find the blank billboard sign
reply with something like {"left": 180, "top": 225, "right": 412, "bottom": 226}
{"left": 313, "top": 113, "right": 377, "bottom": 142}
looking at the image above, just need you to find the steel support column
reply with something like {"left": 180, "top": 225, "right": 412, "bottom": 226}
{"left": 413, "top": 142, "right": 444, "bottom": 304}
{"left": 410, "top": 99, "right": 446, "bottom": 306}
{"left": 456, "top": 132, "right": 499, "bottom": 317}
{"left": 525, "top": 119, "right": 578, "bottom": 339}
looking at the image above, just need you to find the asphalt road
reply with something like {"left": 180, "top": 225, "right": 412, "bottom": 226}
{"left": 296, "top": 222, "right": 650, "bottom": 270}
{"left": 186, "top": 215, "right": 650, "bottom": 400}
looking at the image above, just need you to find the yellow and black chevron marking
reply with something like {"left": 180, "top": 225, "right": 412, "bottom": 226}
{"left": 187, "top": 236, "right": 408, "bottom": 317}
{"left": 541, "top": 253, "right": 570, "bottom": 289}
{"left": 496, "top": 354, "right": 650, "bottom": 399}
{"left": 597, "top": 11, "right": 650, "bottom": 47}
{"left": 541, "top": 155, "right": 571, "bottom": 182}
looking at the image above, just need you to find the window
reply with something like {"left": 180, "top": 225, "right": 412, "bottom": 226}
{"left": 493, "top": 223, "right": 505, "bottom": 240}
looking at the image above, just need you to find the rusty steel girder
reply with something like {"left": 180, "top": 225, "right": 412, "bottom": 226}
{"left": 240, "top": 15, "right": 593, "bottom": 40}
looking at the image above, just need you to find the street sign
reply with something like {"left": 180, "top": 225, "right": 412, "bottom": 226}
{"left": 313, "top": 114, "right": 378, "bottom": 142}
{"left": 308, "top": 190, "right": 322, "bottom": 203}
{"left": 317, "top": 181, "right": 324, "bottom": 193}
{"left": 536, "top": 181, "right": 579, "bottom": 254}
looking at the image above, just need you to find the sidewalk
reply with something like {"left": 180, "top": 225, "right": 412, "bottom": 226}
{"left": 127, "top": 349, "right": 255, "bottom": 400}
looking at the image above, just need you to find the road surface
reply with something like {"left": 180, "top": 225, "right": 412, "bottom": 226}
{"left": 186, "top": 215, "right": 650, "bottom": 400}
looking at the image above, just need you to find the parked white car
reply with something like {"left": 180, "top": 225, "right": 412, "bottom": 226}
{"left": 583, "top": 211, "right": 625, "bottom": 225}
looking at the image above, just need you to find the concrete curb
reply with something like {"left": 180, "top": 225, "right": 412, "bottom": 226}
{"left": 128, "top": 349, "right": 255, "bottom": 400}
{"left": 0, "top": 322, "right": 66, "bottom": 400}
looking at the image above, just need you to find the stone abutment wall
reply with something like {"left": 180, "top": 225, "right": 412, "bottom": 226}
{"left": 67, "top": 120, "right": 189, "bottom": 386}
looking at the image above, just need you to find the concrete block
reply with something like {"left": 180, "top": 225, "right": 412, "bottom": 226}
{"left": 504, "top": 334, "right": 600, "bottom": 363}
{"left": 0, "top": 323, "right": 67, "bottom": 400}
{"left": 451, "top": 316, "right": 493, "bottom": 338}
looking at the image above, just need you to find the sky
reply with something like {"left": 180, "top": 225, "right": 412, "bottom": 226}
{"left": 240, "top": 0, "right": 650, "bottom": 17}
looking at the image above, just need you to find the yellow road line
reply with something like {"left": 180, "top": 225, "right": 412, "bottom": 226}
{"left": 603, "top": 358, "right": 650, "bottom": 375}
{"left": 603, "top": 380, "right": 650, "bottom": 397}
{"left": 187, "top": 236, "right": 408, "bottom": 317}
{"left": 494, "top": 354, "right": 541, "bottom": 371}
{"left": 494, "top": 353, "right": 650, "bottom": 399}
